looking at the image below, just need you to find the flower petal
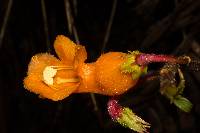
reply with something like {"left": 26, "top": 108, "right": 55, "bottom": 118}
{"left": 24, "top": 53, "right": 79, "bottom": 101}
{"left": 74, "top": 44, "right": 87, "bottom": 68}
{"left": 54, "top": 35, "right": 87, "bottom": 67}
{"left": 54, "top": 35, "right": 76, "bottom": 64}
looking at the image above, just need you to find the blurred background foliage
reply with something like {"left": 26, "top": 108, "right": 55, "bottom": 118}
{"left": 0, "top": 0, "right": 200, "bottom": 133}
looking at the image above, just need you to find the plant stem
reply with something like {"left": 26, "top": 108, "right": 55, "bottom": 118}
{"left": 136, "top": 53, "right": 190, "bottom": 66}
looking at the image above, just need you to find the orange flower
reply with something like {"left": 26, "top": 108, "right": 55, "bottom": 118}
{"left": 24, "top": 35, "right": 137, "bottom": 101}
{"left": 24, "top": 35, "right": 82, "bottom": 101}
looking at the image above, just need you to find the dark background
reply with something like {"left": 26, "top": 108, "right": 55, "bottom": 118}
{"left": 0, "top": 0, "right": 200, "bottom": 133}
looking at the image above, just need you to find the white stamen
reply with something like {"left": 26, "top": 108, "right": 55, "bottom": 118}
{"left": 56, "top": 77, "right": 79, "bottom": 84}
{"left": 49, "top": 66, "right": 73, "bottom": 69}
{"left": 42, "top": 65, "right": 75, "bottom": 86}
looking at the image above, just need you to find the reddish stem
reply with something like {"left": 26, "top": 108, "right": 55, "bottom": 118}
{"left": 136, "top": 54, "right": 189, "bottom": 66}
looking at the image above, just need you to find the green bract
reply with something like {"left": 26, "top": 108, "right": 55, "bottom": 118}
{"left": 121, "top": 51, "right": 147, "bottom": 80}
{"left": 117, "top": 107, "right": 150, "bottom": 133}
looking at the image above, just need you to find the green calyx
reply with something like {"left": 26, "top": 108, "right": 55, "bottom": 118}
{"left": 117, "top": 107, "right": 150, "bottom": 133}
{"left": 121, "top": 51, "right": 148, "bottom": 80}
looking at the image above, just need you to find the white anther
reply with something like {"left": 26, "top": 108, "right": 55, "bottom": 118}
{"left": 43, "top": 66, "right": 57, "bottom": 85}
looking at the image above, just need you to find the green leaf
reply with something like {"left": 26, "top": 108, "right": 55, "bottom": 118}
{"left": 173, "top": 95, "right": 193, "bottom": 113}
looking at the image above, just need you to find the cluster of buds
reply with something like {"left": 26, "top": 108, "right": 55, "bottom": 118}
{"left": 121, "top": 52, "right": 194, "bottom": 113}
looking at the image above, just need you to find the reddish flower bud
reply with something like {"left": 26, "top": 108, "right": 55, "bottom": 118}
{"left": 107, "top": 99, "right": 150, "bottom": 133}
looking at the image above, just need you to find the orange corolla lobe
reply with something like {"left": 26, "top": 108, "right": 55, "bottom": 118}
{"left": 54, "top": 35, "right": 76, "bottom": 64}
{"left": 24, "top": 35, "right": 137, "bottom": 101}
{"left": 24, "top": 53, "right": 79, "bottom": 101}
{"left": 54, "top": 35, "right": 87, "bottom": 68}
